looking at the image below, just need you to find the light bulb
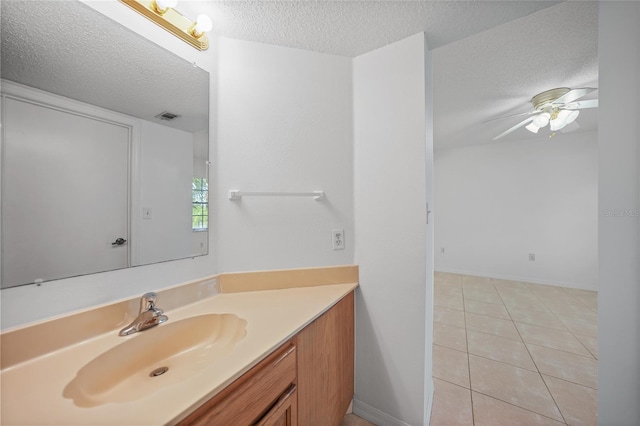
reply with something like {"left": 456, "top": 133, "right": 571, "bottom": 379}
{"left": 532, "top": 112, "right": 550, "bottom": 128}
{"left": 154, "top": 0, "right": 177, "bottom": 14}
{"left": 525, "top": 122, "right": 540, "bottom": 133}
{"left": 550, "top": 109, "right": 580, "bottom": 131}
{"left": 564, "top": 109, "right": 580, "bottom": 125}
{"left": 192, "top": 14, "right": 212, "bottom": 37}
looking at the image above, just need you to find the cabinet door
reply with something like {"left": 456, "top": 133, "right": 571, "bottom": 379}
{"left": 255, "top": 385, "right": 297, "bottom": 426}
{"left": 296, "top": 292, "right": 355, "bottom": 426}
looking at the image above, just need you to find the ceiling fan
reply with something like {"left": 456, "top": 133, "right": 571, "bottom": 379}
{"left": 491, "top": 87, "right": 598, "bottom": 140}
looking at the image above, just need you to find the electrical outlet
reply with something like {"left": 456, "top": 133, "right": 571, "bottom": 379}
{"left": 332, "top": 229, "right": 345, "bottom": 250}
{"left": 529, "top": 253, "right": 536, "bottom": 261}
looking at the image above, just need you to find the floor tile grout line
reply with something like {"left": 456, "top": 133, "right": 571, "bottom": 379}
{"left": 508, "top": 318, "right": 566, "bottom": 331}
{"left": 520, "top": 337, "right": 598, "bottom": 360}
{"left": 433, "top": 376, "right": 472, "bottom": 391}
{"left": 577, "top": 339, "right": 598, "bottom": 360}
{"left": 466, "top": 351, "right": 539, "bottom": 373}
{"left": 543, "top": 317, "right": 597, "bottom": 361}
{"left": 465, "top": 326, "right": 522, "bottom": 343}
{"left": 511, "top": 317, "right": 596, "bottom": 358}
{"left": 539, "top": 371, "right": 599, "bottom": 391}
{"left": 499, "top": 288, "right": 597, "bottom": 360}
{"left": 492, "top": 278, "right": 569, "bottom": 425}
{"left": 558, "top": 286, "right": 598, "bottom": 313}
{"left": 525, "top": 340, "right": 599, "bottom": 366}
{"left": 470, "top": 389, "right": 568, "bottom": 425}
{"left": 526, "top": 284, "right": 596, "bottom": 337}
{"left": 523, "top": 344, "right": 598, "bottom": 390}
{"left": 463, "top": 309, "right": 512, "bottom": 321}
{"left": 461, "top": 296, "right": 505, "bottom": 307}
{"left": 432, "top": 342, "right": 468, "bottom": 355}
{"left": 434, "top": 302, "right": 465, "bottom": 312}
{"left": 461, "top": 281, "right": 475, "bottom": 426}
{"left": 433, "top": 319, "right": 467, "bottom": 330}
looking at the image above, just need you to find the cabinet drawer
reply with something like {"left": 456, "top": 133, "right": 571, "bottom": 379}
{"left": 255, "top": 384, "right": 297, "bottom": 426}
{"left": 180, "top": 342, "right": 297, "bottom": 426}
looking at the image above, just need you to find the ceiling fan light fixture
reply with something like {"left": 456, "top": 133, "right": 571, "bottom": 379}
{"left": 532, "top": 112, "right": 551, "bottom": 128}
{"left": 490, "top": 87, "right": 597, "bottom": 140}
{"left": 550, "top": 109, "right": 580, "bottom": 131}
{"left": 550, "top": 118, "right": 563, "bottom": 132}
{"left": 564, "top": 109, "right": 580, "bottom": 125}
{"left": 525, "top": 122, "right": 540, "bottom": 133}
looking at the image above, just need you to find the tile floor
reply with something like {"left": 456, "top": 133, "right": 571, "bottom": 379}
{"left": 431, "top": 272, "right": 597, "bottom": 426}
{"left": 341, "top": 413, "right": 376, "bottom": 426}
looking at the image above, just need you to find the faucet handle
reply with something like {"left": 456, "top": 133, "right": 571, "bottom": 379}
{"left": 140, "top": 292, "right": 158, "bottom": 312}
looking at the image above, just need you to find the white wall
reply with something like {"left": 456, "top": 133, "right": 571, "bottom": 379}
{"left": 0, "top": 1, "right": 217, "bottom": 330}
{"left": 193, "top": 130, "right": 209, "bottom": 179}
{"left": 215, "top": 37, "right": 354, "bottom": 272}
{"left": 598, "top": 1, "right": 640, "bottom": 424}
{"left": 353, "top": 33, "right": 431, "bottom": 426}
{"left": 135, "top": 121, "right": 193, "bottom": 265}
{"left": 434, "top": 131, "right": 598, "bottom": 290}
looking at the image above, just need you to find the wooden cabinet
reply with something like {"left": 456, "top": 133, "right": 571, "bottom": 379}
{"left": 296, "top": 291, "right": 354, "bottom": 426}
{"left": 179, "top": 291, "right": 354, "bottom": 426}
{"left": 179, "top": 343, "right": 297, "bottom": 425}
{"left": 255, "top": 384, "right": 297, "bottom": 426}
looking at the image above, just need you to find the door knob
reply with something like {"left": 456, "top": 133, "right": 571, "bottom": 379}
{"left": 111, "top": 237, "right": 127, "bottom": 246}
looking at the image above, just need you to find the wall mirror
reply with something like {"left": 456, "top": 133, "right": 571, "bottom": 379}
{"left": 0, "top": 0, "right": 210, "bottom": 289}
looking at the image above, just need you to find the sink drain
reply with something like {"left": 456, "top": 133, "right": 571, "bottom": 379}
{"left": 150, "top": 366, "right": 169, "bottom": 377}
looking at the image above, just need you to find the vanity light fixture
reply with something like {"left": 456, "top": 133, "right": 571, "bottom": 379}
{"left": 119, "top": 0, "right": 212, "bottom": 50}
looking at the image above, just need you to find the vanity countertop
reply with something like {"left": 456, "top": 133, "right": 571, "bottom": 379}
{"left": 0, "top": 267, "right": 358, "bottom": 425}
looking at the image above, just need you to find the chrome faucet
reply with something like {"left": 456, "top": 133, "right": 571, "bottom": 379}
{"left": 119, "top": 292, "right": 168, "bottom": 336}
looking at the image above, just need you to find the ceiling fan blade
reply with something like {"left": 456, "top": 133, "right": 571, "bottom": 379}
{"left": 493, "top": 116, "right": 535, "bottom": 140}
{"left": 564, "top": 99, "right": 599, "bottom": 110}
{"left": 483, "top": 110, "right": 535, "bottom": 124}
{"left": 551, "top": 87, "right": 597, "bottom": 105}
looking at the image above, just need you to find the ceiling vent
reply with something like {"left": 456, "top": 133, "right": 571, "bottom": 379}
{"left": 155, "top": 111, "right": 181, "bottom": 121}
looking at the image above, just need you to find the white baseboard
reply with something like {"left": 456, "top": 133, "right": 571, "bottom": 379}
{"left": 434, "top": 267, "right": 597, "bottom": 291}
{"left": 352, "top": 400, "right": 413, "bottom": 426}
{"left": 424, "top": 378, "right": 434, "bottom": 425}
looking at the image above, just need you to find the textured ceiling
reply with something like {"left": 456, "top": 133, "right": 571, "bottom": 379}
{"left": 1, "top": 0, "right": 209, "bottom": 133}
{"left": 180, "top": 1, "right": 560, "bottom": 57}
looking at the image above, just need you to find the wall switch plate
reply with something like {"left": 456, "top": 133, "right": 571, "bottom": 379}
{"left": 143, "top": 208, "right": 152, "bottom": 219}
{"left": 529, "top": 253, "right": 535, "bottom": 261}
{"left": 332, "top": 229, "right": 345, "bottom": 250}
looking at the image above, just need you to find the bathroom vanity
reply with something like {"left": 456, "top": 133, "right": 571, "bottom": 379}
{"left": 0, "top": 266, "right": 357, "bottom": 425}
{"left": 181, "top": 291, "right": 354, "bottom": 425}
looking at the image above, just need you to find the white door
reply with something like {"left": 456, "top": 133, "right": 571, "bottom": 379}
{"left": 2, "top": 97, "right": 130, "bottom": 287}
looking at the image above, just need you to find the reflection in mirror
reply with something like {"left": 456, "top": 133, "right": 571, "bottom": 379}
{"left": 0, "top": 0, "right": 209, "bottom": 289}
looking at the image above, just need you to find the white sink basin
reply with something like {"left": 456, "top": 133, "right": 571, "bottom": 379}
{"left": 64, "top": 313, "right": 247, "bottom": 407}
